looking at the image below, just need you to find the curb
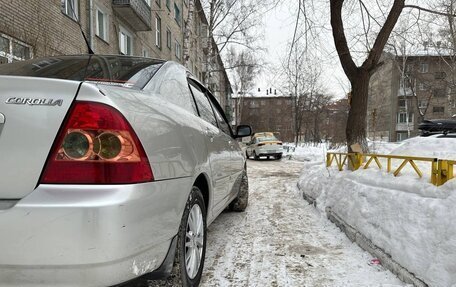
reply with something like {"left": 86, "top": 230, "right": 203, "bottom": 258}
{"left": 299, "top": 186, "right": 428, "bottom": 287}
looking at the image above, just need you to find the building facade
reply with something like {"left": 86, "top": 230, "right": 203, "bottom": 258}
{"left": 233, "top": 93, "right": 348, "bottom": 144}
{"left": 0, "top": 0, "right": 231, "bottom": 109}
{"left": 368, "top": 52, "right": 456, "bottom": 142}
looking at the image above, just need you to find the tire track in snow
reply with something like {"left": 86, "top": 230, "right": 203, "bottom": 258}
{"left": 201, "top": 159, "right": 406, "bottom": 287}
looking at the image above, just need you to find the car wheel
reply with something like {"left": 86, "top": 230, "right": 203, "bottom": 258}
{"left": 245, "top": 150, "right": 249, "bottom": 159}
{"left": 230, "top": 170, "right": 249, "bottom": 212}
{"left": 173, "top": 186, "right": 207, "bottom": 287}
{"left": 253, "top": 151, "right": 259, "bottom": 160}
{"left": 276, "top": 154, "right": 282, "bottom": 160}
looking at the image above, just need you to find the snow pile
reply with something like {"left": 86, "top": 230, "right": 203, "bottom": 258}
{"left": 297, "top": 136, "right": 456, "bottom": 287}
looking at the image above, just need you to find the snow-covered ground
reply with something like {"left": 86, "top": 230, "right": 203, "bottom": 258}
{"left": 296, "top": 136, "right": 456, "bottom": 287}
{"left": 200, "top": 159, "right": 404, "bottom": 286}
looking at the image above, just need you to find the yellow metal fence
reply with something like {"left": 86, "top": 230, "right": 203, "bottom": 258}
{"left": 326, "top": 152, "right": 455, "bottom": 186}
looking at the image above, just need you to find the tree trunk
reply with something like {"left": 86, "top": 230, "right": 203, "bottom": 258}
{"left": 346, "top": 71, "right": 370, "bottom": 151}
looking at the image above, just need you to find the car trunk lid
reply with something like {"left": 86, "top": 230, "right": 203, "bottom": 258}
{"left": 0, "top": 76, "right": 79, "bottom": 199}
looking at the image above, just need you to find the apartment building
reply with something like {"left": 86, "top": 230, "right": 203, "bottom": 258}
{"left": 368, "top": 51, "right": 456, "bottom": 142}
{"left": 0, "top": 0, "right": 231, "bottom": 109}
{"left": 233, "top": 90, "right": 348, "bottom": 143}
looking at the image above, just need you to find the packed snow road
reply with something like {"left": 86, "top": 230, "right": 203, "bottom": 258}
{"left": 199, "top": 158, "right": 405, "bottom": 286}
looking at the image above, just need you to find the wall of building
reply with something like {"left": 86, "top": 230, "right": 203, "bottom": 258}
{"left": 368, "top": 52, "right": 456, "bottom": 142}
{"left": 0, "top": 0, "right": 231, "bottom": 110}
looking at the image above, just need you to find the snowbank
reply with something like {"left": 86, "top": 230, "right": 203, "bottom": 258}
{"left": 296, "top": 136, "right": 456, "bottom": 287}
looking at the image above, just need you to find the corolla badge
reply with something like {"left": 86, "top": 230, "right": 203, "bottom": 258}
{"left": 5, "top": 97, "right": 63, "bottom": 107}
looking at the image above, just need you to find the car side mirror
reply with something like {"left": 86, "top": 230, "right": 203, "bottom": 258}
{"left": 235, "top": 125, "right": 252, "bottom": 138}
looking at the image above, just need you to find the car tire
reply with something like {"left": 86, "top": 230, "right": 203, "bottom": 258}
{"left": 276, "top": 154, "right": 282, "bottom": 160}
{"left": 172, "top": 186, "right": 207, "bottom": 287}
{"left": 253, "top": 151, "right": 259, "bottom": 160}
{"left": 245, "top": 150, "right": 249, "bottom": 159}
{"left": 229, "top": 170, "right": 249, "bottom": 212}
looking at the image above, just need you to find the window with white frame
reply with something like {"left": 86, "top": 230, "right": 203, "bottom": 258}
{"left": 397, "top": 112, "right": 413, "bottom": 123}
{"left": 166, "top": 28, "right": 172, "bottom": 49}
{"left": 397, "top": 132, "right": 408, "bottom": 142}
{"left": 61, "top": 0, "right": 79, "bottom": 21}
{"left": 400, "top": 77, "right": 411, "bottom": 89}
{"left": 175, "top": 40, "right": 181, "bottom": 59}
{"left": 418, "top": 82, "right": 426, "bottom": 90}
{"left": 119, "top": 26, "right": 133, "bottom": 55}
{"left": 155, "top": 15, "right": 161, "bottom": 48}
{"left": 0, "top": 34, "right": 31, "bottom": 64}
{"left": 96, "top": 7, "right": 108, "bottom": 41}
{"left": 418, "top": 100, "right": 428, "bottom": 109}
{"left": 420, "top": 62, "right": 429, "bottom": 73}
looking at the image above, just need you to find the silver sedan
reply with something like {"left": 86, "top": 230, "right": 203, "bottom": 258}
{"left": 0, "top": 55, "right": 251, "bottom": 286}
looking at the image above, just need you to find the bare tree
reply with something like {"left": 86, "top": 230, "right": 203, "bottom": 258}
{"left": 227, "top": 47, "right": 259, "bottom": 125}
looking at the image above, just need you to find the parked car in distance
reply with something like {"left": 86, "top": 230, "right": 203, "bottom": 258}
{"left": 419, "top": 118, "right": 456, "bottom": 136}
{"left": 245, "top": 132, "right": 283, "bottom": 160}
{"left": 0, "top": 55, "right": 252, "bottom": 287}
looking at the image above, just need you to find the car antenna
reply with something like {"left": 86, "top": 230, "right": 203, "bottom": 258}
{"left": 67, "top": 2, "right": 94, "bottom": 54}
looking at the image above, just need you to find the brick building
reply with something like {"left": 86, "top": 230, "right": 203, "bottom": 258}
{"left": 233, "top": 92, "right": 349, "bottom": 143}
{"left": 368, "top": 51, "right": 456, "bottom": 141}
{"left": 0, "top": 0, "right": 231, "bottom": 109}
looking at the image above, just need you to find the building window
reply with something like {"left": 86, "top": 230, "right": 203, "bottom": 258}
{"left": 95, "top": 7, "right": 108, "bottom": 41}
{"left": 433, "top": 106, "right": 444, "bottom": 113}
{"left": 397, "top": 132, "right": 408, "bottom": 142}
{"left": 145, "top": 0, "right": 151, "bottom": 6}
{"left": 434, "top": 89, "right": 445, "bottom": 97}
{"left": 175, "top": 40, "right": 181, "bottom": 59}
{"left": 142, "top": 49, "right": 149, "bottom": 58}
{"left": 0, "top": 34, "right": 31, "bottom": 64}
{"left": 155, "top": 15, "right": 161, "bottom": 48}
{"left": 418, "top": 82, "right": 426, "bottom": 90}
{"left": 166, "top": 28, "right": 172, "bottom": 49}
{"left": 420, "top": 63, "right": 429, "bottom": 73}
{"left": 61, "top": 0, "right": 79, "bottom": 21}
{"left": 398, "top": 99, "right": 407, "bottom": 108}
{"left": 119, "top": 26, "right": 133, "bottom": 55}
{"left": 397, "top": 112, "right": 413, "bottom": 123}
{"left": 400, "top": 78, "right": 411, "bottom": 89}
{"left": 174, "top": 3, "right": 181, "bottom": 26}
{"left": 418, "top": 100, "right": 428, "bottom": 109}
{"left": 434, "top": 72, "right": 446, "bottom": 80}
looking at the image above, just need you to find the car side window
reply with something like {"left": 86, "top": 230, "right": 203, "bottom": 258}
{"left": 145, "top": 63, "right": 197, "bottom": 115}
{"left": 210, "top": 97, "right": 232, "bottom": 136}
{"left": 189, "top": 82, "right": 217, "bottom": 127}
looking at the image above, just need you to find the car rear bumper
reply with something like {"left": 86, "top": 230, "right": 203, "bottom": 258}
{"left": 0, "top": 178, "right": 192, "bottom": 286}
{"left": 256, "top": 147, "right": 283, "bottom": 156}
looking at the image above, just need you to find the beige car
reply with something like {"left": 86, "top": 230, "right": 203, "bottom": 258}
{"left": 245, "top": 132, "right": 283, "bottom": 160}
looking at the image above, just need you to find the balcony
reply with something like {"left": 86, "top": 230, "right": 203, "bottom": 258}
{"left": 396, "top": 123, "right": 414, "bottom": 131}
{"left": 113, "top": 0, "right": 151, "bottom": 31}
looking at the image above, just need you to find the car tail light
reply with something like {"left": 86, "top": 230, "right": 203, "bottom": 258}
{"left": 40, "top": 101, "right": 153, "bottom": 184}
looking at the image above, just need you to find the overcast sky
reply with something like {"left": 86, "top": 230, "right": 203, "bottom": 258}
{"left": 255, "top": 1, "right": 349, "bottom": 99}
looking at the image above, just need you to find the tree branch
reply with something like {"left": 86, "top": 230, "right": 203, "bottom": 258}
{"left": 404, "top": 4, "right": 456, "bottom": 17}
{"left": 362, "top": 0, "right": 405, "bottom": 73}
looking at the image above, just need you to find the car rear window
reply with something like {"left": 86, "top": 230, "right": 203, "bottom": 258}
{"left": 0, "top": 55, "right": 164, "bottom": 89}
